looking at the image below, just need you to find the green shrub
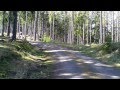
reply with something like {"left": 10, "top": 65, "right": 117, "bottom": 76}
{"left": 111, "top": 42, "right": 119, "bottom": 52}
{"left": 13, "top": 40, "right": 34, "bottom": 52}
{"left": 105, "top": 35, "right": 111, "bottom": 43}
{"left": 43, "top": 34, "right": 51, "bottom": 43}
{"left": 101, "top": 42, "right": 120, "bottom": 54}
{"left": 101, "top": 42, "right": 112, "bottom": 53}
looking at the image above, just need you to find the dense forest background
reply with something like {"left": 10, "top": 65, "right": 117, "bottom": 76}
{"left": 0, "top": 11, "right": 120, "bottom": 44}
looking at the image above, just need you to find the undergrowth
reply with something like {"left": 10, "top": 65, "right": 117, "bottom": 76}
{"left": 0, "top": 37, "right": 53, "bottom": 79}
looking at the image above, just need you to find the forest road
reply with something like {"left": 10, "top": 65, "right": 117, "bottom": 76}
{"left": 31, "top": 41, "right": 120, "bottom": 79}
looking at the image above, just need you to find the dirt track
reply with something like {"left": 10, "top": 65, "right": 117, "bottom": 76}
{"left": 31, "top": 42, "right": 120, "bottom": 79}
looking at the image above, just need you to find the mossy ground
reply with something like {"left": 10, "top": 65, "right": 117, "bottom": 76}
{"left": 0, "top": 36, "right": 54, "bottom": 79}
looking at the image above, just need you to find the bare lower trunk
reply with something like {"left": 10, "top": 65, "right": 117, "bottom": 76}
{"left": 83, "top": 23, "right": 85, "bottom": 45}
{"left": 7, "top": 16, "right": 11, "bottom": 37}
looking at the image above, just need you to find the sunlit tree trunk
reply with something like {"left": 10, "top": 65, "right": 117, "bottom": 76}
{"left": 34, "top": 11, "right": 38, "bottom": 41}
{"left": 83, "top": 22, "right": 85, "bottom": 45}
{"left": 86, "top": 12, "right": 89, "bottom": 45}
{"left": 90, "top": 20, "right": 92, "bottom": 44}
{"left": 2, "top": 11, "right": 6, "bottom": 36}
{"left": 71, "top": 11, "right": 74, "bottom": 44}
{"left": 37, "top": 11, "right": 41, "bottom": 40}
{"left": 40, "top": 13, "right": 43, "bottom": 41}
{"left": 22, "top": 24, "right": 25, "bottom": 39}
{"left": 52, "top": 12, "right": 55, "bottom": 40}
{"left": 49, "top": 11, "right": 52, "bottom": 39}
{"left": 117, "top": 11, "right": 120, "bottom": 42}
{"left": 24, "top": 11, "right": 28, "bottom": 40}
{"left": 106, "top": 11, "right": 109, "bottom": 37}
{"left": 115, "top": 16, "right": 117, "bottom": 42}
{"left": 102, "top": 11, "right": 105, "bottom": 43}
{"left": 30, "top": 20, "right": 33, "bottom": 40}
{"left": 99, "top": 11, "right": 103, "bottom": 44}
{"left": 67, "top": 11, "right": 74, "bottom": 44}
{"left": 67, "top": 11, "right": 70, "bottom": 44}
{"left": 112, "top": 11, "right": 114, "bottom": 42}
{"left": 33, "top": 11, "right": 36, "bottom": 41}
{"left": 17, "top": 12, "right": 20, "bottom": 39}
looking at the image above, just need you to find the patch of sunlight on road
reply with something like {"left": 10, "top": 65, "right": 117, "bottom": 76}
{"left": 58, "top": 73, "right": 84, "bottom": 79}
{"left": 58, "top": 59, "right": 73, "bottom": 62}
{"left": 57, "top": 56, "right": 73, "bottom": 62}
{"left": 80, "top": 72, "right": 102, "bottom": 79}
{"left": 67, "top": 50, "right": 79, "bottom": 52}
{"left": 94, "top": 63, "right": 113, "bottom": 67}
{"left": 59, "top": 73, "right": 73, "bottom": 76}
{"left": 95, "top": 73, "right": 120, "bottom": 79}
{"left": 111, "top": 76, "right": 120, "bottom": 79}
{"left": 70, "top": 76, "right": 84, "bottom": 79}
{"left": 114, "top": 63, "right": 120, "bottom": 67}
{"left": 76, "top": 59, "right": 83, "bottom": 62}
{"left": 58, "top": 56, "right": 69, "bottom": 59}
{"left": 45, "top": 49, "right": 80, "bottom": 53}
{"left": 83, "top": 60, "right": 94, "bottom": 64}
{"left": 45, "top": 50, "right": 67, "bottom": 53}
{"left": 76, "top": 59, "right": 94, "bottom": 64}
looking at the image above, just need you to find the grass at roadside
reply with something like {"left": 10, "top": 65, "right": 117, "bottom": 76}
{"left": 0, "top": 37, "right": 54, "bottom": 79}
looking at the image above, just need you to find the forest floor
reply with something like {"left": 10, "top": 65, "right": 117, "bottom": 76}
{"left": 1, "top": 37, "right": 120, "bottom": 79}
{"left": 37, "top": 42, "right": 120, "bottom": 79}
{"left": 0, "top": 37, "right": 53, "bottom": 79}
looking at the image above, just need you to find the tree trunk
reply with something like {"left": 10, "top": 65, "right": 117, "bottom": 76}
{"left": 12, "top": 11, "right": 17, "bottom": 41}
{"left": 34, "top": 11, "right": 37, "bottom": 41}
{"left": 37, "top": 11, "right": 40, "bottom": 40}
{"left": 117, "top": 11, "right": 120, "bottom": 42}
{"left": 102, "top": 11, "right": 105, "bottom": 43}
{"left": 25, "top": 11, "right": 28, "bottom": 40}
{"left": 112, "top": 11, "right": 114, "bottom": 42}
{"left": 90, "top": 20, "right": 92, "bottom": 44}
{"left": 18, "top": 15, "right": 20, "bottom": 39}
{"left": 34, "top": 11, "right": 38, "bottom": 41}
{"left": 49, "top": 12, "right": 52, "bottom": 39}
{"left": 2, "top": 11, "right": 6, "bottom": 36}
{"left": 99, "top": 11, "right": 103, "bottom": 44}
{"left": 83, "top": 23, "right": 85, "bottom": 45}
{"left": 106, "top": 11, "right": 109, "bottom": 38}
{"left": 52, "top": 12, "right": 55, "bottom": 40}
{"left": 87, "top": 21, "right": 89, "bottom": 44}
{"left": 67, "top": 11, "right": 74, "bottom": 44}
{"left": 86, "top": 12, "right": 89, "bottom": 45}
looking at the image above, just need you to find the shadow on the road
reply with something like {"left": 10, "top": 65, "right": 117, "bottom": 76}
{"left": 30, "top": 42, "right": 120, "bottom": 79}
{"left": 46, "top": 48, "right": 120, "bottom": 79}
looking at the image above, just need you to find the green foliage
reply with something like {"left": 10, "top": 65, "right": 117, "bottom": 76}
{"left": 111, "top": 42, "right": 120, "bottom": 55}
{"left": 12, "top": 40, "right": 34, "bottom": 52}
{"left": 0, "top": 38, "right": 53, "bottom": 79}
{"left": 100, "top": 41, "right": 120, "bottom": 54}
{"left": 101, "top": 42, "right": 112, "bottom": 53}
{"left": 98, "top": 32, "right": 115, "bottom": 54}
{"left": 43, "top": 34, "right": 51, "bottom": 42}
{"left": 105, "top": 34, "right": 111, "bottom": 42}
